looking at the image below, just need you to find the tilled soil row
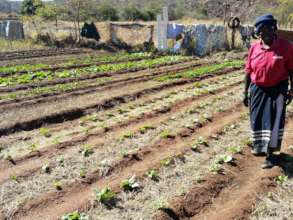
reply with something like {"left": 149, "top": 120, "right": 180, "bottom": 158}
{"left": 0, "top": 81, "right": 242, "bottom": 185}
{"left": 0, "top": 58, "right": 194, "bottom": 93}
{"left": 0, "top": 67, "right": 239, "bottom": 137}
{"left": 154, "top": 113, "right": 293, "bottom": 220}
{"left": 0, "top": 60, "right": 205, "bottom": 109}
{"left": 0, "top": 48, "right": 87, "bottom": 61}
{"left": 11, "top": 103, "right": 245, "bottom": 220}
{"left": 0, "top": 55, "right": 162, "bottom": 77}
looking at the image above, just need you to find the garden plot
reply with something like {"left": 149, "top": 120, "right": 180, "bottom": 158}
{"left": 0, "top": 78, "right": 243, "bottom": 215}
{"left": 0, "top": 70, "right": 243, "bottom": 161}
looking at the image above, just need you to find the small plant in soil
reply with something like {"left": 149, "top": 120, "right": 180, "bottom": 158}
{"left": 196, "top": 136, "right": 209, "bottom": 147}
{"left": 146, "top": 170, "right": 159, "bottom": 181}
{"left": 53, "top": 181, "right": 62, "bottom": 190}
{"left": 56, "top": 156, "right": 65, "bottom": 167}
{"left": 95, "top": 188, "right": 116, "bottom": 204}
{"left": 160, "top": 157, "right": 174, "bottom": 167}
{"left": 160, "top": 130, "right": 175, "bottom": 139}
{"left": 275, "top": 175, "right": 288, "bottom": 185}
{"left": 209, "top": 163, "right": 222, "bottom": 174}
{"left": 241, "top": 138, "right": 252, "bottom": 146}
{"left": 5, "top": 154, "right": 14, "bottom": 163}
{"left": 29, "top": 143, "right": 37, "bottom": 152}
{"left": 227, "top": 146, "right": 243, "bottom": 154}
{"left": 61, "top": 211, "right": 89, "bottom": 220}
{"left": 39, "top": 127, "right": 51, "bottom": 138}
{"left": 216, "top": 155, "right": 233, "bottom": 164}
{"left": 122, "top": 131, "right": 135, "bottom": 139}
{"left": 153, "top": 200, "right": 169, "bottom": 210}
{"left": 79, "top": 169, "right": 86, "bottom": 178}
{"left": 121, "top": 175, "right": 140, "bottom": 191}
{"left": 10, "top": 174, "right": 18, "bottom": 183}
{"left": 139, "top": 125, "right": 156, "bottom": 134}
{"left": 42, "top": 163, "right": 50, "bottom": 173}
{"left": 288, "top": 145, "right": 293, "bottom": 152}
{"left": 79, "top": 145, "right": 94, "bottom": 157}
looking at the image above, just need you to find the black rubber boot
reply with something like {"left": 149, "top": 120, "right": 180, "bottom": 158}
{"left": 261, "top": 149, "right": 275, "bottom": 169}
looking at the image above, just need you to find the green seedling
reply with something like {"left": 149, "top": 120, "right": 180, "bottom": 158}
{"left": 39, "top": 127, "right": 51, "bottom": 138}
{"left": 30, "top": 144, "right": 37, "bottom": 152}
{"left": 288, "top": 145, "right": 293, "bottom": 151}
{"left": 216, "top": 155, "right": 233, "bottom": 164}
{"left": 57, "top": 156, "right": 65, "bottom": 166}
{"left": 61, "top": 211, "right": 89, "bottom": 220}
{"left": 53, "top": 181, "right": 62, "bottom": 190}
{"left": 267, "top": 191, "right": 273, "bottom": 199}
{"left": 122, "top": 131, "right": 135, "bottom": 139}
{"left": 10, "top": 174, "right": 18, "bottom": 183}
{"left": 196, "top": 136, "right": 208, "bottom": 146}
{"left": 160, "top": 157, "right": 174, "bottom": 167}
{"left": 5, "top": 154, "right": 14, "bottom": 163}
{"left": 79, "top": 169, "right": 86, "bottom": 178}
{"left": 88, "top": 115, "right": 98, "bottom": 122}
{"left": 79, "top": 146, "right": 94, "bottom": 157}
{"left": 160, "top": 130, "right": 175, "bottom": 139}
{"left": 106, "top": 113, "right": 115, "bottom": 118}
{"left": 118, "top": 108, "right": 129, "bottom": 114}
{"left": 121, "top": 175, "right": 140, "bottom": 191}
{"left": 42, "top": 163, "right": 50, "bottom": 173}
{"left": 241, "top": 138, "right": 252, "bottom": 146}
{"left": 139, "top": 125, "right": 156, "bottom": 134}
{"left": 96, "top": 187, "right": 116, "bottom": 204}
{"left": 217, "top": 107, "right": 224, "bottom": 112}
{"left": 275, "top": 175, "right": 288, "bottom": 185}
{"left": 227, "top": 146, "right": 243, "bottom": 154}
{"left": 153, "top": 200, "right": 169, "bottom": 210}
{"left": 209, "top": 163, "right": 222, "bottom": 174}
{"left": 190, "top": 144, "right": 200, "bottom": 152}
{"left": 146, "top": 170, "right": 159, "bottom": 181}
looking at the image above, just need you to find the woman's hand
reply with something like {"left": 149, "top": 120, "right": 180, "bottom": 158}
{"left": 243, "top": 92, "right": 249, "bottom": 107}
{"left": 286, "top": 90, "right": 293, "bottom": 105}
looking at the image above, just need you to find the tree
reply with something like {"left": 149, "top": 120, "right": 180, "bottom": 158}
{"left": 36, "top": 3, "right": 61, "bottom": 29}
{"left": 121, "top": 4, "right": 146, "bottom": 21}
{"left": 64, "top": 0, "right": 95, "bottom": 41}
{"left": 21, "top": 0, "right": 43, "bottom": 16}
{"left": 96, "top": 3, "right": 119, "bottom": 21}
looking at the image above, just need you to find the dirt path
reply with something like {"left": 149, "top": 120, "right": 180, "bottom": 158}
{"left": 154, "top": 114, "right": 293, "bottom": 220}
{"left": 12, "top": 105, "right": 246, "bottom": 220}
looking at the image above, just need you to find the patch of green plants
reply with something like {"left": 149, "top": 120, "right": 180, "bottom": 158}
{"left": 121, "top": 175, "right": 140, "bottom": 191}
{"left": 160, "top": 157, "right": 174, "bottom": 167}
{"left": 10, "top": 174, "right": 18, "bottom": 183}
{"left": 61, "top": 211, "right": 89, "bottom": 220}
{"left": 153, "top": 200, "right": 169, "bottom": 210}
{"left": 95, "top": 188, "right": 116, "bottom": 204}
{"left": 53, "top": 181, "right": 62, "bottom": 190}
{"left": 209, "top": 163, "right": 222, "bottom": 174}
{"left": 42, "top": 163, "right": 50, "bottom": 173}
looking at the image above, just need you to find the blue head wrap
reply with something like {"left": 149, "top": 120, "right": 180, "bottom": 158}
{"left": 254, "top": 14, "right": 277, "bottom": 35}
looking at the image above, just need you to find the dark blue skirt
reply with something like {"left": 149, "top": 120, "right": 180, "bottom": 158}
{"left": 249, "top": 80, "right": 288, "bottom": 153}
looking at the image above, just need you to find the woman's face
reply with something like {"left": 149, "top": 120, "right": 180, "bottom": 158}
{"left": 259, "top": 25, "right": 276, "bottom": 45}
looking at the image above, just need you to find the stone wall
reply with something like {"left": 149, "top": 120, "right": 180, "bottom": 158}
{"left": 0, "top": 20, "right": 24, "bottom": 40}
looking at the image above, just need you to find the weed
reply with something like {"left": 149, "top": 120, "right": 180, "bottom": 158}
{"left": 216, "top": 155, "right": 233, "bottom": 164}
{"left": 30, "top": 144, "right": 37, "bottom": 152}
{"left": 95, "top": 188, "right": 116, "bottom": 204}
{"left": 121, "top": 175, "right": 140, "bottom": 191}
{"left": 196, "top": 136, "right": 208, "bottom": 146}
{"left": 57, "top": 156, "right": 65, "bottom": 167}
{"left": 61, "top": 211, "right": 89, "bottom": 220}
{"left": 39, "top": 128, "right": 51, "bottom": 138}
{"left": 122, "top": 131, "right": 135, "bottom": 139}
{"left": 241, "top": 138, "right": 252, "bottom": 146}
{"left": 5, "top": 154, "right": 14, "bottom": 163}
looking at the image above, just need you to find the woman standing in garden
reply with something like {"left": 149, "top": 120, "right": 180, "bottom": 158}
{"left": 244, "top": 14, "right": 293, "bottom": 169}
